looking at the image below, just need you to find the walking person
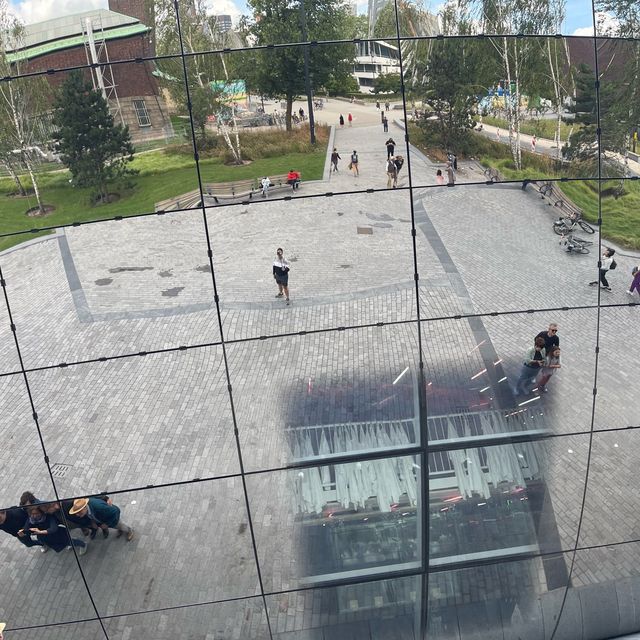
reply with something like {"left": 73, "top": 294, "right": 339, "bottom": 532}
{"left": 385, "top": 138, "right": 395, "bottom": 159}
{"left": 348, "top": 113, "right": 353, "bottom": 127}
{"left": 393, "top": 155, "right": 404, "bottom": 187}
{"left": 339, "top": 114, "right": 344, "bottom": 128}
{"left": 349, "top": 150, "right": 359, "bottom": 177}
{"left": 69, "top": 497, "right": 135, "bottom": 541}
{"left": 514, "top": 336, "right": 547, "bottom": 396}
{"left": 298, "top": 107, "right": 305, "bottom": 121}
{"left": 436, "top": 169, "right": 445, "bottom": 185}
{"left": 537, "top": 346, "right": 561, "bottom": 393}
{"left": 376, "top": 100, "right": 380, "bottom": 111}
{"left": 536, "top": 323, "right": 559, "bottom": 353}
{"left": 386, "top": 157, "right": 397, "bottom": 189}
{"left": 261, "top": 176, "right": 271, "bottom": 198}
{"left": 330, "top": 148, "right": 341, "bottom": 173}
{"left": 627, "top": 265, "right": 640, "bottom": 296}
{"left": 589, "top": 247, "right": 616, "bottom": 291}
{"left": 446, "top": 161, "right": 456, "bottom": 185}
{"left": 273, "top": 248, "right": 291, "bottom": 305}
{"left": 385, "top": 101, "right": 390, "bottom": 111}
{"left": 382, "top": 116, "right": 388, "bottom": 132}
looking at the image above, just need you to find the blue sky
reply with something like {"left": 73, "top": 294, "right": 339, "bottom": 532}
{"left": 10, "top": 0, "right": 597, "bottom": 35}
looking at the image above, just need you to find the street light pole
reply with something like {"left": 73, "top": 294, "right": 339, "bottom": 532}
{"left": 299, "top": 0, "right": 316, "bottom": 144}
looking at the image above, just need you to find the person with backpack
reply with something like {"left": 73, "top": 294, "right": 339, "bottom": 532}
{"left": 393, "top": 155, "right": 404, "bottom": 186}
{"left": 386, "top": 157, "right": 397, "bottom": 188}
{"left": 350, "top": 150, "right": 359, "bottom": 177}
{"left": 589, "top": 247, "right": 616, "bottom": 291}
{"left": 385, "top": 138, "right": 395, "bottom": 159}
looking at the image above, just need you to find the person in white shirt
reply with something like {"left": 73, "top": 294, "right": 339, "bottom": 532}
{"left": 261, "top": 176, "right": 271, "bottom": 198}
{"left": 589, "top": 247, "right": 615, "bottom": 291}
{"left": 272, "top": 248, "right": 291, "bottom": 305}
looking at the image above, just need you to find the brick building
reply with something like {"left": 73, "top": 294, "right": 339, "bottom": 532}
{"left": 7, "top": 0, "right": 170, "bottom": 143}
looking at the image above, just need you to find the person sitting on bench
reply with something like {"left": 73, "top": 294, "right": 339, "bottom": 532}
{"left": 287, "top": 169, "right": 301, "bottom": 191}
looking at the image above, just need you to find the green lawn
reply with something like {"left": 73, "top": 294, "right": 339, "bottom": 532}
{"left": 0, "top": 146, "right": 327, "bottom": 253}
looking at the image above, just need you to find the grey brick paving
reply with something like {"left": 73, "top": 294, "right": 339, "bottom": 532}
{"left": 0, "top": 112, "right": 638, "bottom": 638}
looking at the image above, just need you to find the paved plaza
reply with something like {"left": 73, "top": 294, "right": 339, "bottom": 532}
{"left": 0, "top": 105, "right": 639, "bottom": 637}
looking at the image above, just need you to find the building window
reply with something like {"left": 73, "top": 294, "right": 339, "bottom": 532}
{"left": 133, "top": 99, "right": 151, "bottom": 127}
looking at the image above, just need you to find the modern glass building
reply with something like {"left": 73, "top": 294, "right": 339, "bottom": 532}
{"left": 0, "top": 0, "right": 638, "bottom": 638}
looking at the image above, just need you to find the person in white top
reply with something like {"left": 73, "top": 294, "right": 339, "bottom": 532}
{"left": 589, "top": 247, "right": 615, "bottom": 291}
{"left": 272, "top": 248, "right": 291, "bottom": 305}
{"left": 261, "top": 176, "right": 271, "bottom": 198}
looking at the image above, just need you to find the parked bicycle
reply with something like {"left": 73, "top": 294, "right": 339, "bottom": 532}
{"left": 553, "top": 213, "right": 595, "bottom": 235}
{"left": 559, "top": 233, "right": 593, "bottom": 254}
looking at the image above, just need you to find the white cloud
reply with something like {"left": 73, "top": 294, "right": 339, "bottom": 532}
{"left": 572, "top": 11, "right": 619, "bottom": 36}
{"left": 203, "top": 0, "right": 244, "bottom": 23}
{"left": 10, "top": 0, "right": 107, "bottom": 24}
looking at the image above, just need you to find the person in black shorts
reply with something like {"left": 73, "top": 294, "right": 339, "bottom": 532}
{"left": 273, "top": 248, "right": 291, "bottom": 305}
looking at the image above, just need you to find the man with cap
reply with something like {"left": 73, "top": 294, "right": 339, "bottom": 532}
{"left": 0, "top": 506, "right": 38, "bottom": 548}
{"left": 69, "top": 497, "right": 134, "bottom": 541}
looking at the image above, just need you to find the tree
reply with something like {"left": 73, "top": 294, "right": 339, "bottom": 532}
{"left": 243, "top": 0, "right": 356, "bottom": 131}
{"left": 373, "top": 73, "right": 401, "bottom": 94}
{"left": 153, "top": 0, "right": 244, "bottom": 162}
{"left": 0, "top": 3, "right": 50, "bottom": 211}
{"left": 414, "top": 39, "right": 479, "bottom": 153}
{"left": 53, "top": 71, "right": 137, "bottom": 203}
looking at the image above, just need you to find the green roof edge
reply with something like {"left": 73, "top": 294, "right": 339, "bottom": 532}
{"left": 7, "top": 23, "right": 150, "bottom": 63}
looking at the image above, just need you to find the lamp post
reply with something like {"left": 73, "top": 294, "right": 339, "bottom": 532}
{"left": 298, "top": 0, "right": 316, "bottom": 144}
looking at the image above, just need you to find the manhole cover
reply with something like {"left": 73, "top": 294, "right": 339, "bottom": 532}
{"left": 50, "top": 464, "right": 72, "bottom": 478}
{"left": 357, "top": 226, "right": 373, "bottom": 235}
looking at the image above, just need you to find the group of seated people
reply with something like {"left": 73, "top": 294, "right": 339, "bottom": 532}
{"left": 0, "top": 491, "right": 134, "bottom": 556}
{"left": 260, "top": 170, "right": 302, "bottom": 197}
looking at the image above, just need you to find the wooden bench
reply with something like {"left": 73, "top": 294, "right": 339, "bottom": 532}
{"left": 524, "top": 180, "right": 583, "bottom": 219}
{"left": 155, "top": 173, "right": 303, "bottom": 210}
{"left": 155, "top": 189, "right": 202, "bottom": 212}
{"left": 202, "top": 178, "right": 256, "bottom": 204}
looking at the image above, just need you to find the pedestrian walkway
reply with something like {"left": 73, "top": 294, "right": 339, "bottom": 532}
{"left": 478, "top": 122, "right": 640, "bottom": 175}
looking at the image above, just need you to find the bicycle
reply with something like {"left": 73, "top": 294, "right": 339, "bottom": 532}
{"left": 553, "top": 213, "right": 595, "bottom": 235}
{"left": 559, "top": 233, "right": 593, "bottom": 254}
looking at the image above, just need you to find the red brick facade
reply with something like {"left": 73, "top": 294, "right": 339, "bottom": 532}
{"left": 22, "top": 35, "right": 158, "bottom": 98}
{"left": 108, "top": 0, "right": 156, "bottom": 55}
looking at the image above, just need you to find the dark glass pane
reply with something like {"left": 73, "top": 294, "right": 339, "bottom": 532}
{"left": 229, "top": 325, "right": 421, "bottom": 472}
{"left": 249, "top": 456, "right": 420, "bottom": 590}
{"left": 267, "top": 576, "right": 420, "bottom": 639}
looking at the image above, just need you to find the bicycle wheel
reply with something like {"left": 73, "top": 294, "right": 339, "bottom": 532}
{"left": 553, "top": 222, "right": 567, "bottom": 235}
{"left": 578, "top": 245, "right": 590, "bottom": 254}
{"left": 578, "top": 220, "right": 596, "bottom": 234}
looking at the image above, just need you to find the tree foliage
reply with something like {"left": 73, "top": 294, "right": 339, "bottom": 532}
{"left": 0, "top": 3, "right": 51, "bottom": 210}
{"left": 373, "top": 73, "right": 401, "bottom": 94}
{"left": 53, "top": 71, "right": 137, "bottom": 203}
{"left": 414, "top": 39, "right": 480, "bottom": 153}
{"left": 242, "top": 0, "right": 356, "bottom": 130}
{"left": 152, "top": 0, "right": 244, "bottom": 160}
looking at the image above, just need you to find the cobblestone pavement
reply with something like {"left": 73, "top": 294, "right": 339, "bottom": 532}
{"left": 0, "top": 107, "right": 638, "bottom": 636}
